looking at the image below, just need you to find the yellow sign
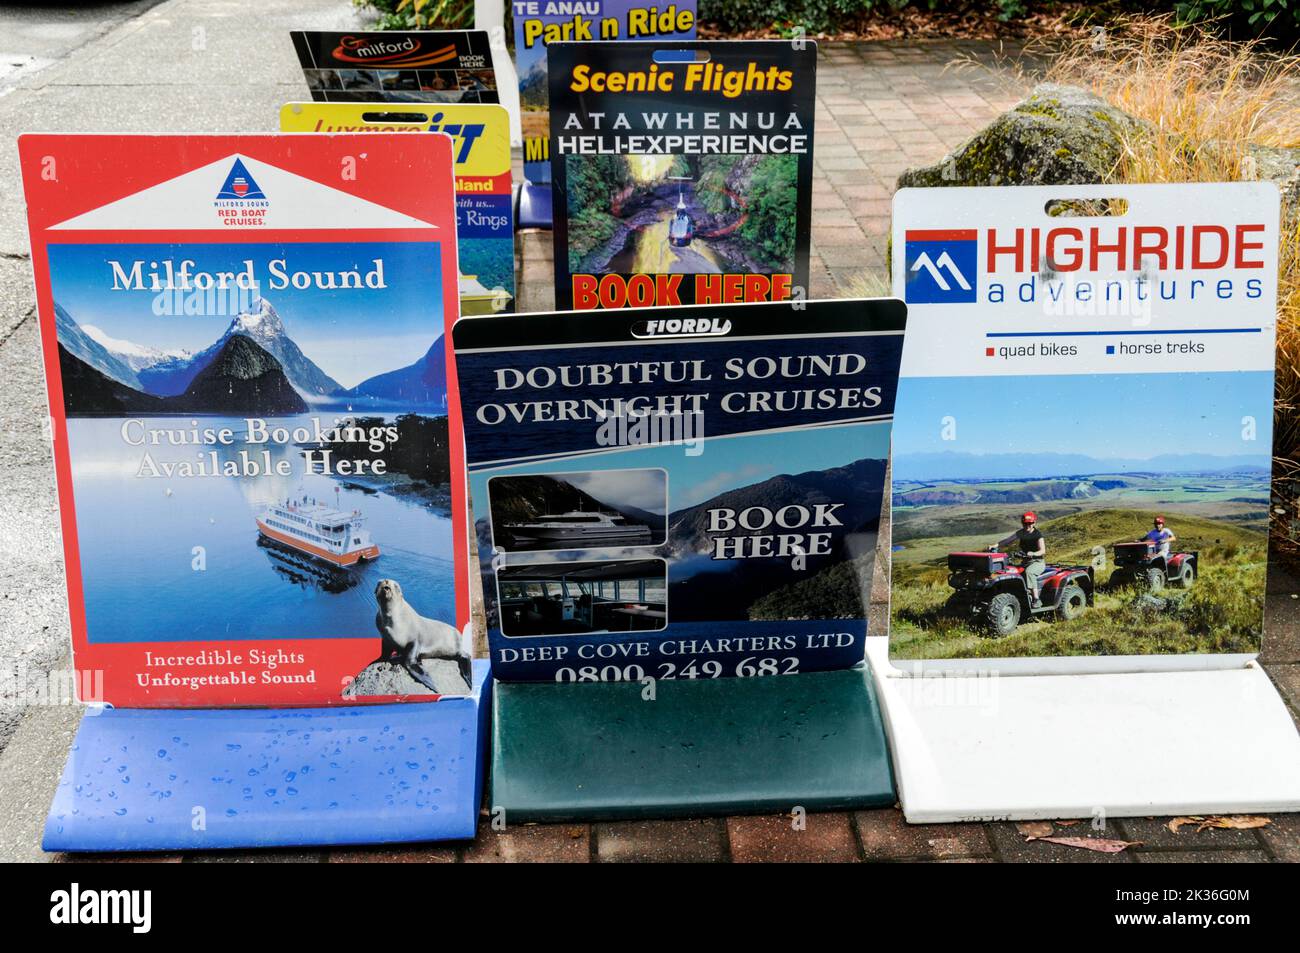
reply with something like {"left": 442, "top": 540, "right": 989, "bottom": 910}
{"left": 281, "top": 102, "right": 515, "bottom": 315}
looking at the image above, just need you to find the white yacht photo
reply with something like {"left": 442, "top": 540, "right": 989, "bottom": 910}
{"left": 502, "top": 510, "right": 652, "bottom": 545}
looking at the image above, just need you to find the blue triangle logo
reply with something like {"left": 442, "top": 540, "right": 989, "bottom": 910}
{"left": 216, "top": 158, "right": 266, "bottom": 200}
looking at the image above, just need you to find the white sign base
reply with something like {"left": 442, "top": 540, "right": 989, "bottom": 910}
{"left": 865, "top": 639, "right": 1300, "bottom": 822}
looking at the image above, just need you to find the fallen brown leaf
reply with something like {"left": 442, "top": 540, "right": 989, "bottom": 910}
{"left": 1167, "top": 816, "right": 1205, "bottom": 833}
{"left": 1028, "top": 835, "right": 1142, "bottom": 853}
{"left": 1056, "top": 819, "right": 1084, "bottom": 827}
{"left": 1195, "top": 815, "right": 1271, "bottom": 832}
{"left": 1017, "top": 821, "right": 1054, "bottom": 838}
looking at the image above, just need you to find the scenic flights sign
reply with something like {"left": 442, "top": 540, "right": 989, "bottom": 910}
{"left": 291, "top": 29, "right": 499, "bottom": 104}
{"left": 513, "top": 1, "right": 697, "bottom": 191}
{"left": 888, "top": 184, "right": 1279, "bottom": 668}
{"left": 452, "top": 298, "right": 905, "bottom": 681}
{"left": 548, "top": 40, "right": 817, "bottom": 310}
{"left": 18, "top": 134, "right": 475, "bottom": 708}
{"left": 281, "top": 101, "right": 516, "bottom": 314}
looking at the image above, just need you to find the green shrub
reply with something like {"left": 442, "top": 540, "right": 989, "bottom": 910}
{"left": 353, "top": 0, "right": 475, "bottom": 30}
{"left": 697, "top": 0, "right": 891, "bottom": 36}
{"left": 1176, "top": 0, "right": 1300, "bottom": 36}
{"left": 699, "top": 0, "right": 1037, "bottom": 34}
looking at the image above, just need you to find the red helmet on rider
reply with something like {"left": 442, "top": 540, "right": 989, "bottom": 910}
{"left": 1154, "top": 516, "right": 1165, "bottom": 525}
{"left": 1022, "top": 512, "right": 1036, "bottom": 524}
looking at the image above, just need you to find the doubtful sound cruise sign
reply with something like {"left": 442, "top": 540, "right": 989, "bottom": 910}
{"left": 452, "top": 298, "right": 904, "bottom": 682}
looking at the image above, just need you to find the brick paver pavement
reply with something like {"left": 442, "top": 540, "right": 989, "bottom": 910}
{"left": 27, "top": 38, "right": 1300, "bottom": 863}
{"left": 53, "top": 553, "right": 1300, "bottom": 862}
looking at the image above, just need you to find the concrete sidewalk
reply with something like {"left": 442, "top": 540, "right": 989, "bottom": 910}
{"left": 0, "top": 0, "right": 1296, "bottom": 863}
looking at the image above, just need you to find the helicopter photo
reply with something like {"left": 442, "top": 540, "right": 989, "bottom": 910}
{"left": 667, "top": 176, "right": 696, "bottom": 248}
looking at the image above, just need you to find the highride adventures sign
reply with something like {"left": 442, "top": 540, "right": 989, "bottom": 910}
{"left": 888, "top": 184, "right": 1279, "bottom": 668}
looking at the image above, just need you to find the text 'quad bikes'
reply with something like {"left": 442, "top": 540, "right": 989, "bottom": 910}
{"left": 1110, "top": 541, "right": 1198, "bottom": 591}
{"left": 945, "top": 550, "right": 1094, "bottom": 637}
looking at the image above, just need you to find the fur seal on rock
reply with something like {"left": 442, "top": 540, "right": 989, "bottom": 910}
{"left": 373, "top": 578, "right": 472, "bottom": 691}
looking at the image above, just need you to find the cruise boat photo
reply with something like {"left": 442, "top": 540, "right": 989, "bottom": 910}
{"left": 501, "top": 510, "right": 653, "bottom": 546}
{"left": 256, "top": 495, "right": 380, "bottom": 567}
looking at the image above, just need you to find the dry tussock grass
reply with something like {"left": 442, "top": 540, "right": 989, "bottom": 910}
{"left": 1035, "top": 17, "right": 1300, "bottom": 556}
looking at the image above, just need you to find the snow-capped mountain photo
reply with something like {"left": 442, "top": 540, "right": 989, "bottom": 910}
{"left": 54, "top": 303, "right": 142, "bottom": 389}
{"left": 137, "top": 298, "right": 343, "bottom": 398}
{"left": 52, "top": 280, "right": 449, "bottom": 417}
{"left": 82, "top": 324, "right": 192, "bottom": 374}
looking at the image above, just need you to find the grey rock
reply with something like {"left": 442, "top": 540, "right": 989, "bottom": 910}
{"left": 899, "top": 83, "right": 1151, "bottom": 189}
{"left": 1246, "top": 144, "right": 1300, "bottom": 191}
{"left": 1136, "top": 593, "right": 1170, "bottom": 614}
{"left": 343, "top": 658, "right": 471, "bottom": 698}
{"left": 1246, "top": 144, "right": 1300, "bottom": 218}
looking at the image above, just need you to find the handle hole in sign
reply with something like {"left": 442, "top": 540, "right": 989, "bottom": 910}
{"left": 652, "top": 50, "right": 710, "bottom": 64}
{"left": 360, "top": 112, "right": 429, "bottom": 124}
{"left": 1043, "top": 197, "right": 1131, "bottom": 218}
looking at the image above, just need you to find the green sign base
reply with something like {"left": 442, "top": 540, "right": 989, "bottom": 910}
{"left": 490, "top": 666, "right": 895, "bottom": 821}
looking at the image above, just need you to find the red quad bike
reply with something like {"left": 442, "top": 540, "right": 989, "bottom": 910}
{"left": 945, "top": 550, "right": 1095, "bottom": 637}
{"left": 1110, "top": 541, "right": 1197, "bottom": 591}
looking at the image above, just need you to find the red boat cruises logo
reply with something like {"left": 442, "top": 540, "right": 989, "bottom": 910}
{"left": 214, "top": 157, "right": 269, "bottom": 227}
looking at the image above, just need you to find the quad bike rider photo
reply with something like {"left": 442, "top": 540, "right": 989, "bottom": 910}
{"left": 995, "top": 512, "right": 1046, "bottom": 608}
{"left": 1141, "top": 516, "right": 1176, "bottom": 560}
{"left": 1110, "top": 515, "right": 1198, "bottom": 591}
{"left": 943, "top": 512, "right": 1094, "bottom": 637}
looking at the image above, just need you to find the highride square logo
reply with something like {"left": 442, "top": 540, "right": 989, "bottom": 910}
{"left": 903, "top": 228, "right": 977, "bottom": 304}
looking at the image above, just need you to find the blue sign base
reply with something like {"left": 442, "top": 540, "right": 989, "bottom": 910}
{"left": 490, "top": 665, "right": 895, "bottom": 821}
{"left": 515, "top": 181, "right": 552, "bottom": 231}
{"left": 43, "top": 661, "right": 490, "bottom": 852}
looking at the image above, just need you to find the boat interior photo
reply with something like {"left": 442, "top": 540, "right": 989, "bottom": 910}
{"left": 497, "top": 559, "right": 668, "bottom": 637}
